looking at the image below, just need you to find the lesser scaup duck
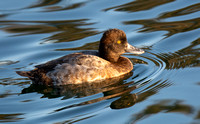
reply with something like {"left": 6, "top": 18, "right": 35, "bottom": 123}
{"left": 16, "top": 29, "right": 144, "bottom": 86}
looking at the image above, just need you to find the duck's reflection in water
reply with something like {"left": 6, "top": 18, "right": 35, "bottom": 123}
{"left": 22, "top": 72, "right": 137, "bottom": 109}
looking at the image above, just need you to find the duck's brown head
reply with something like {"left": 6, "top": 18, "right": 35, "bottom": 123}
{"left": 99, "top": 29, "right": 144, "bottom": 62}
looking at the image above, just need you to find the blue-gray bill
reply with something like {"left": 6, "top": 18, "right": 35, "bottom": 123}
{"left": 125, "top": 43, "right": 145, "bottom": 54}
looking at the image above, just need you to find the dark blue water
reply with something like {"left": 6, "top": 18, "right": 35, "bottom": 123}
{"left": 0, "top": 0, "right": 200, "bottom": 123}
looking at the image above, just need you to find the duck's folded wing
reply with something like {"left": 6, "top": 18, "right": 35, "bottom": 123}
{"left": 46, "top": 54, "right": 119, "bottom": 84}
{"left": 74, "top": 54, "right": 110, "bottom": 68}
{"left": 35, "top": 53, "right": 83, "bottom": 70}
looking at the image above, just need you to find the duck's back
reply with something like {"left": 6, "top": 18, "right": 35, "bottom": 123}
{"left": 17, "top": 52, "right": 133, "bottom": 85}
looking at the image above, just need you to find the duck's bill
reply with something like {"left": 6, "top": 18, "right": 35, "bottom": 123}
{"left": 125, "top": 43, "right": 145, "bottom": 54}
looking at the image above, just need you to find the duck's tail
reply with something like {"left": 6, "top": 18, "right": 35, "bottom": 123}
{"left": 16, "top": 70, "right": 52, "bottom": 86}
{"left": 16, "top": 71, "right": 32, "bottom": 78}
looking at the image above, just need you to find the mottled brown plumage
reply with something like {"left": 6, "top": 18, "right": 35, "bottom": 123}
{"left": 16, "top": 29, "right": 144, "bottom": 86}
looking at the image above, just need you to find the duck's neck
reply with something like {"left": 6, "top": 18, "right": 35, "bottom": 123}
{"left": 99, "top": 51, "right": 120, "bottom": 63}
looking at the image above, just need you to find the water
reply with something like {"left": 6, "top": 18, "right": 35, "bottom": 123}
{"left": 0, "top": 0, "right": 200, "bottom": 123}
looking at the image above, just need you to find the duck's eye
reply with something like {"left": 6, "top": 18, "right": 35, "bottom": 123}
{"left": 117, "top": 40, "right": 121, "bottom": 44}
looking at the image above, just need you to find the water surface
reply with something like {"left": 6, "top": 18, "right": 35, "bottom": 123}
{"left": 0, "top": 0, "right": 200, "bottom": 124}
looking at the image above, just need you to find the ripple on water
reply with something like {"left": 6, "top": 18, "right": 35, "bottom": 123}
{"left": 128, "top": 51, "right": 166, "bottom": 92}
{"left": 0, "top": 60, "right": 18, "bottom": 66}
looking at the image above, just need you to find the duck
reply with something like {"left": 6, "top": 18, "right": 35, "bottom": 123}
{"left": 16, "top": 29, "right": 144, "bottom": 86}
